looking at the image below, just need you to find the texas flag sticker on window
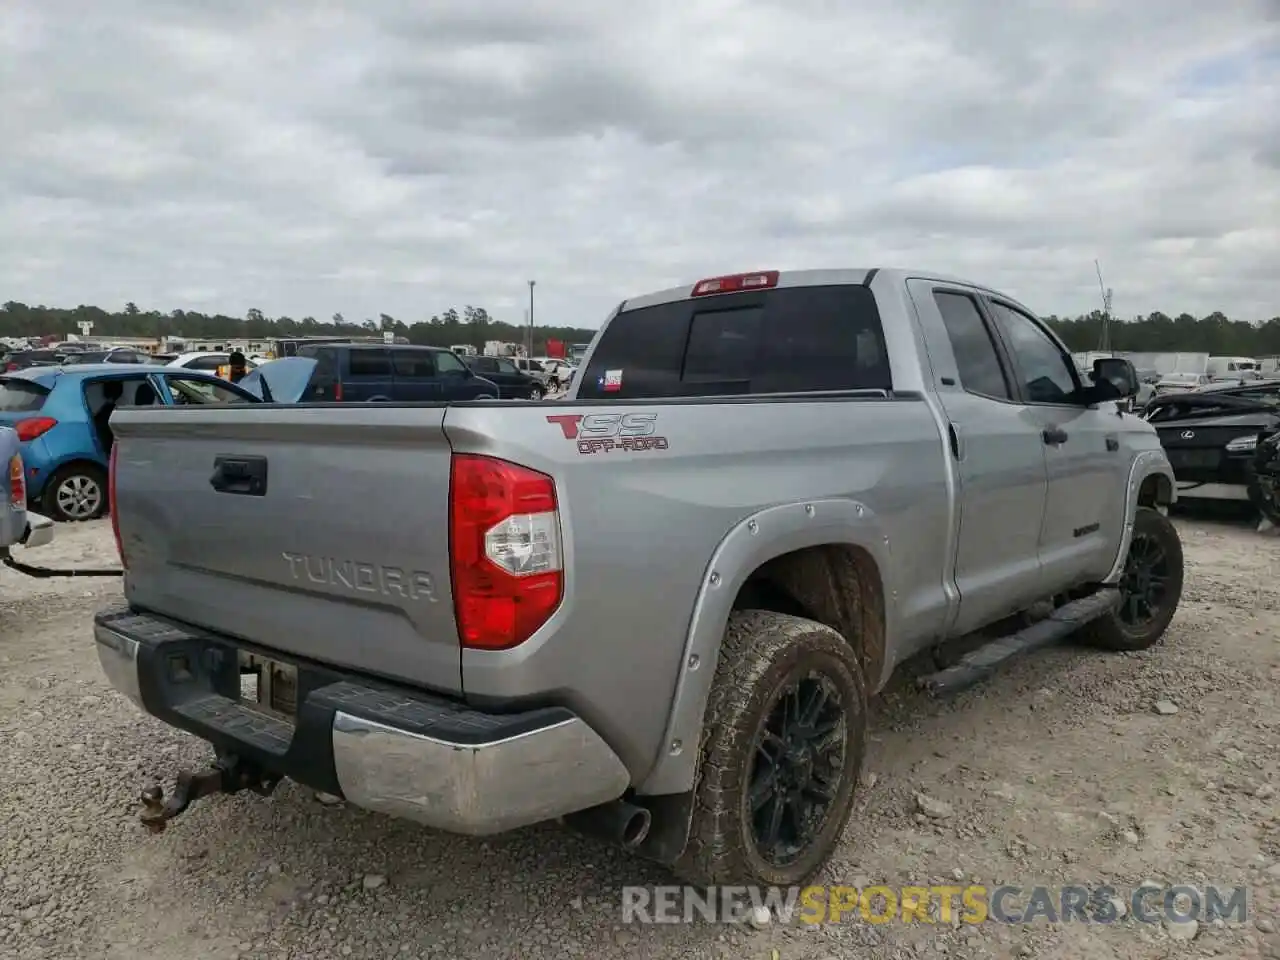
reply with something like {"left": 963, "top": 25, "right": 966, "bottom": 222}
{"left": 599, "top": 369, "right": 623, "bottom": 392}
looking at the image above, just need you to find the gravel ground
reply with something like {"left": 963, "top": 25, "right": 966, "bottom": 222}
{"left": 1, "top": 517, "right": 1278, "bottom": 960}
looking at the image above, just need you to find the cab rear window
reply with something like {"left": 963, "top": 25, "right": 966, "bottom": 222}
{"left": 577, "top": 284, "right": 891, "bottom": 399}
{"left": 0, "top": 380, "right": 50, "bottom": 412}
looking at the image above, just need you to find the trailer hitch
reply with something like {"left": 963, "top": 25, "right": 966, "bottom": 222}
{"left": 139, "top": 755, "right": 280, "bottom": 834}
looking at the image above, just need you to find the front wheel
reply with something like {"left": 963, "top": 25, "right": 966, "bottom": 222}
{"left": 1081, "top": 506, "right": 1184, "bottom": 651}
{"left": 43, "top": 463, "right": 109, "bottom": 522}
{"left": 671, "top": 610, "right": 867, "bottom": 887}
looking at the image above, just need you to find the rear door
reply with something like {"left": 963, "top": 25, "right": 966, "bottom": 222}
{"left": 907, "top": 281, "right": 1051, "bottom": 633}
{"left": 342, "top": 349, "right": 395, "bottom": 401}
{"left": 390, "top": 350, "right": 441, "bottom": 401}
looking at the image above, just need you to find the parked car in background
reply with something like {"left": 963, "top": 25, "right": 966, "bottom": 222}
{"left": 61, "top": 347, "right": 148, "bottom": 366}
{"left": 166, "top": 351, "right": 262, "bottom": 379}
{"left": 511, "top": 357, "right": 552, "bottom": 387}
{"left": 1152, "top": 372, "right": 1211, "bottom": 395}
{"left": 2, "top": 349, "right": 66, "bottom": 372}
{"left": 244, "top": 344, "right": 501, "bottom": 403}
{"left": 0, "top": 364, "right": 258, "bottom": 521}
{"left": 530, "top": 357, "right": 577, "bottom": 390}
{"left": 462, "top": 354, "right": 545, "bottom": 399}
{"left": 1143, "top": 379, "right": 1280, "bottom": 505}
{"left": 0, "top": 426, "right": 53, "bottom": 560}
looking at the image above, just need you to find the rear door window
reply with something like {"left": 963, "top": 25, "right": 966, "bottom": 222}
{"left": 392, "top": 351, "right": 436, "bottom": 378}
{"left": 933, "top": 291, "right": 1013, "bottom": 400}
{"left": 0, "top": 380, "right": 50, "bottom": 411}
{"left": 347, "top": 349, "right": 392, "bottom": 377}
{"left": 577, "top": 284, "right": 892, "bottom": 399}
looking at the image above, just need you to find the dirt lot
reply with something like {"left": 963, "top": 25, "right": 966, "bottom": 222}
{"left": 1, "top": 518, "right": 1277, "bottom": 960}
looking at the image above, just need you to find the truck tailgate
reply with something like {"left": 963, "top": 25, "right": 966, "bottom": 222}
{"left": 109, "top": 405, "right": 462, "bottom": 695}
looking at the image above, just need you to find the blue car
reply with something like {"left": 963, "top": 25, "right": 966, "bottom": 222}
{"left": 0, "top": 364, "right": 259, "bottom": 522}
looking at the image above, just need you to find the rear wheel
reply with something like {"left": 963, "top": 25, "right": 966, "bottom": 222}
{"left": 1080, "top": 507, "right": 1184, "bottom": 651}
{"left": 529, "top": 384, "right": 545, "bottom": 400}
{"left": 671, "top": 610, "right": 867, "bottom": 887}
{"left": 43, "top": 463, "right": 108, "bottom": 522}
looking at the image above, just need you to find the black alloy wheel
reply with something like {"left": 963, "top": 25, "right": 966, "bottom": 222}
{"left": 747, "top": 672, "right": 848, "bottom": 867}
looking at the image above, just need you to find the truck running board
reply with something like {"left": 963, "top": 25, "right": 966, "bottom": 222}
{"left": 918, "top": 587, "right": 1122, "bottom": 696}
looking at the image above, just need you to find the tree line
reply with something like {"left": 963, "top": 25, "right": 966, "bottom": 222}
{"left": 0, "top": 301, "right": 598, "bottom": 352}
{"left": 1, "top": 300, "right": 1278, "bottom": 356}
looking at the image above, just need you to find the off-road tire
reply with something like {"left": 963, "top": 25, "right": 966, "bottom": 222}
{"left": 42, "top": 462, "right": 109, "bottom": 523}
{"left": 1080, "top": 507, "right": 1184, "bottom": 651}
{"left": 670, "top": 610, "right": 867, "bottom": 887}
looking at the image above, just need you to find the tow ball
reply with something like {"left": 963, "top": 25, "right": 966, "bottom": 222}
{"left": 139, "top": 755, "right": 280, "bottom": 834}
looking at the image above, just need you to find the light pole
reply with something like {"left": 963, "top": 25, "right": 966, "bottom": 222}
{"left": 527, "top": 280, "right": 535, "bottom": 357}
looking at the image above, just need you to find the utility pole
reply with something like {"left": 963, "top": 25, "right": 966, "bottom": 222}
{"left": 1095, "top": 260, "right": 1113, "bottom": 354}
{"left": 527, "top": 280, "right": 536, "bottom": 357}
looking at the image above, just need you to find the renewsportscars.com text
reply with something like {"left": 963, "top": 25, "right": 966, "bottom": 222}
{"left": 621, "top": 884, "right": 1249, "bottom": 925}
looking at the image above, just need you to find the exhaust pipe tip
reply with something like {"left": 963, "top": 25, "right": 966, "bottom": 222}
{"left": 620, "top": 806, "right": 652, "bottom": 849}
{"left": 563, "top": 798, "right": 653, "bottom": 851}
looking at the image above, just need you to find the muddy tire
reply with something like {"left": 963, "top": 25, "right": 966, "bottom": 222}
{"left": 1080, "top": 507, "right": 1184, "bottom": 651}
{"left": 670, "top": 610, "right": 867, "bottom": 887}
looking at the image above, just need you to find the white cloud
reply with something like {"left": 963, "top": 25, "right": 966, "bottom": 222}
{"left": 0, "top": 0, "right": 1277, "bottom": 326}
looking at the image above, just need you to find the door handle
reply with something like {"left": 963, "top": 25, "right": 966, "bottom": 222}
{"left": 1106, "top": 436, "right": 1119, "bottom": 452}
{"left": 1042, "top": 426, "right": 1069, "bottom": 446}
{"left": 210, "top": 455, "right": 268, "bottom": 496}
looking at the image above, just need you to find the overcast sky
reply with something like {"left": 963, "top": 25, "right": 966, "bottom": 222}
{"left": 2, "top": 1, "right": 1278, "bottom": 329}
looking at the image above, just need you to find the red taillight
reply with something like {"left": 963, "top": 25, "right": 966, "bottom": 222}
{"left": 691, "top": 270, "right": 779, "bottom": 297}
{"left": 15, "top": 417, "right": 57, "bottom": 442}
{"left": 449, "top": 454, "right": 563, "bottom": 650}
{"left": 8, "top": 454, "right": 24, "bottom": 506}
{"left": 5, "top": 362, "right": 17, "bottom": 371}
{"left": 109, "top": 443, "right": 126, "bottom": 569}
{"left": 334, "top": 381, "right": 343, "bottom": 402}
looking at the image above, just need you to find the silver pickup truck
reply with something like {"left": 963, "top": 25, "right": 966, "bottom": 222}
{"left": 0, "top": 426, "right": 54, "bottom": 561}
{"left": 95, "top": 268, "right": 1183, "bottom": 887}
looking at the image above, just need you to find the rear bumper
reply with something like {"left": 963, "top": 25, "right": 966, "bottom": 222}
{"left": 22, "top": 513, "right": 54, "bottom": 548}
{"left": 93, "top": 607, "right": 629, "bottom": 835}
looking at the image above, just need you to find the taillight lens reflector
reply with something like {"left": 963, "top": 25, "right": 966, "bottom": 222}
{"left": 15, "top": 417, "right": 57, "bottom": 442}
{"left": 109, "top": 443, "right": 127, "bottom": 569}
{"left": 691, "top": 270, "right": 779, "bottom": 297}
{"left": 8, "top": 454, "right": 24, "bottom": 506}
{"left": 449, "top": 454, "right": 563, "bottom": 650}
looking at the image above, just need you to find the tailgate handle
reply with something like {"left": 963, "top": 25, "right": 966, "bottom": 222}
{"left": 210, "top": 456, "right": 268, "bottom": 496}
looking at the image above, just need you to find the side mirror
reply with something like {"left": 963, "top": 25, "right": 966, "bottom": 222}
{"left": 1091, "top": 357, "right": 1138, "bottom": 401}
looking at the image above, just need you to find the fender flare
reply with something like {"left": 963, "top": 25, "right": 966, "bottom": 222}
{"left": 636, "top": 497, "right": 892, "bottom": 796}
{"left": 1101, "top": 451, "right": 1177, "bottom": 585}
